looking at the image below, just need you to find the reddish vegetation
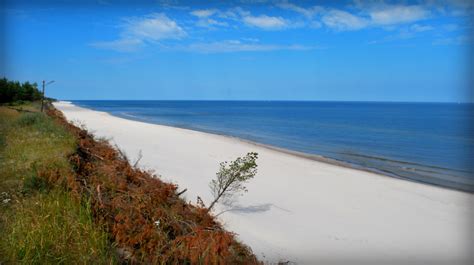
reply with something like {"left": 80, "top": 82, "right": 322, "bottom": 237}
{"left": 47, "top": 108, "right": 260, "bottom": 264}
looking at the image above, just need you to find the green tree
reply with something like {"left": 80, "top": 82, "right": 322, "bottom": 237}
{"left": 23, "top": 82, "right": 36, "bottom": 101}
{"left": 0, "top": 78, "right": 45, "bottom": 103}
{"left": 207, "top": 152, "right": 258, "bottom": 212}
{"left": 0, "top": 78, "right": 14, "bottom": 103}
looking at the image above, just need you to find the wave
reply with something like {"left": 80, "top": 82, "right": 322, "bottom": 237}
{"left": 338, "top": 151, "right": 472, "bottom": 174}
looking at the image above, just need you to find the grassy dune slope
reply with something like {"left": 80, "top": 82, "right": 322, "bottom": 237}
{"left": 0, "top": 103, "right": 259, "bottom": 264}
{"left": 0, "top": 104, "right": 116, "bottom": 264}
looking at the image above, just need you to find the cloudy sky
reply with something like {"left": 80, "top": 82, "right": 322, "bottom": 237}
{"left": 1, "top": 0, "right": 473, "bottom": 102}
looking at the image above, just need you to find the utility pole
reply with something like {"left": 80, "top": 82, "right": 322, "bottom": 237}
{"left": 41, "top": 80, "right": 55, "bottom": 112}
{"left": 41, "top": 80, "right": 45, "bottom": 112}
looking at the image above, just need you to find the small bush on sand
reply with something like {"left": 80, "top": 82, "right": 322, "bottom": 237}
{"left": 208, "top": 152, "right": 258, "bottom": 212}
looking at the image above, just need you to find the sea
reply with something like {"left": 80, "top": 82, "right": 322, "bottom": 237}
{"left": 72, "top": 100, "right": 474, "bottom": 193}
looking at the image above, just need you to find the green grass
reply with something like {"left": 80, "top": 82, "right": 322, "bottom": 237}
{"left": 3, "top": 191, "right": 115, "bottom": 264}
{"left": 0, "top": 104, "right": 75, "bottom": 194}
{"left": 0, "top": 103, "right": 116, "bottom": 264}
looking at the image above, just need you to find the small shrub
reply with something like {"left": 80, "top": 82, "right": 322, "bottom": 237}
{"left": 15, "top": 112, "right": 42, "bottom": 126}
{"left": 0, "top": 134, "right": 5, "bottom": 150}
{"left": 7, "top": 100, "right": 26, "bottom": 106}
{"left": 22, "top": 173, "right": 50, "bottom": 194}
{"left": 208, "top": 152, "right": 258, "bottom": 211}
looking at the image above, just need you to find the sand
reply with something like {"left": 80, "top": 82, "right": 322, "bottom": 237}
{"left": 54, "top": 101, "right": 473, "bottom": 265}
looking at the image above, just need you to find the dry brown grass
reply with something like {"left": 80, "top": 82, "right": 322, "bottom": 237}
{"left": 47, "top": 107, "right": 260, "bottom": 264}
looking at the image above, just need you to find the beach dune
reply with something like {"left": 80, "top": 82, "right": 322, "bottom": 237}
{"left": 54, "top": 101, "right": 473, "bottom": 265}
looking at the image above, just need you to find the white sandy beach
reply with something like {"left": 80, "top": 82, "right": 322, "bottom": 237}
{"left": 54, "top": 101, "right": 473, "bottom": 265}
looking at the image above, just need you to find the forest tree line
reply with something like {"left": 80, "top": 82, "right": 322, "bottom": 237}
{"left": 0, "top": 78, "right": 43, "bottom": 103}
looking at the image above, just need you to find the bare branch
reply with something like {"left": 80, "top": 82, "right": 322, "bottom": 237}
{"left": 133, "top": 150, "right": 143, "bottom": 168}
{"left": 176, "top": 188, "right": 187, "bottom": 196}
{"left": 115, "top": 144, "right": 129, "bottom": 163}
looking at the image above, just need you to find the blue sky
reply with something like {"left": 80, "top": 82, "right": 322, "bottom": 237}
{"left": 1, "top": 0, "right": 472, "bottom": 102}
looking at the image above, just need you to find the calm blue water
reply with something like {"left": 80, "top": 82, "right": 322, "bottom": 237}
{"left": 73, "top": 100, "right": 474, "bottom": 192}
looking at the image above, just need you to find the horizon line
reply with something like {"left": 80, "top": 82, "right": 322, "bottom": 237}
{"left": 63, "top": 99, "right": 473, "bottom": 104}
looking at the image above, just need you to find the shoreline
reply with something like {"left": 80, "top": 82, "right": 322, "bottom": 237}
{"left": 53, "top": 101, "right": 473, "bottom": 264}
{"left": 74, "top": 102, "right": 403, "bottom": 180}
{"left": 71, "top": 101, "right": 472, "bottom": 194}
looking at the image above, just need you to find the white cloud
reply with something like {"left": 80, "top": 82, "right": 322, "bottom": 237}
{"left": 410, "top": 24, "right": 434, "bottom": 32}
{"left": 424, "top": 0, "right": 474, "bottom": 17}
{"left": 322, "top": 10, "right": 368, "bottom": 31}
{"left": 309, "top": 20, "right": 322, "bottom": 29}
{"left": 441, "top": 23, "right": 460, "bottom": 31}
{"left": 184, "top": 40, "right": 317, "bottom": 53}
{"left": 191, "top": 7, "right": 303, "bottom": 31}
{"left": 216, "top": 7, "right": 250, "bottom": 19}
{"left": 276, "top": 2, "right": 434, "bottom": 32}
{"left": 433, "top": 35, "right": 471, "bottom": 45}
{"left": 196, "top": 18, "right": 229, "bottom": 28}
{"left": 242, "top": 14, "right": 288, "bottom": 30}
{"left": 318, "top": 4, "right": 433, "bottom": 32}
{"left": 190, "top": 9, "right": 228, "bottom": 28}
{"left": 123, "top": 13, "right": 186, "bottom": 41}
{"left": 369, "top": 5, "right": 430, "bottom": 25}
{"left": 91, "top": 13, "right": 185, "bottom": 52}
{"left": 89, "top": 3, "right": 453, "bottom": 52}
{"left": 277, "top": 2, "right": 324, "bottom": 17}
{"left": 190, "top": 9, "right": 217, "bottom": 18}
{"left": 368, "top": 23, "right": 437, "bottom": 44}
{"left": 241, "top": 37, "right": 260, "bottom": 42}
{"left": 90, "top": 38, "right": 143, "bottom": 52}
